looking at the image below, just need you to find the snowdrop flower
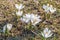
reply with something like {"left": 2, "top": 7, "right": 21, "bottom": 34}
{"left": 21, "top": 13, "right": 33, "bottom": 23}
{"left": 16, "top": 10, "right": 23, "bottom": 16}
{"left": 43, "top": 4, "right": 56, "bottom": 13}
{"left": 49, "top": 5, "right": 56, "bottom": 13}
{"left": 3, "top": 23, "right": 12, "bottom": 33}
{"left": 41, "top": 28, "right": 53, "bottom": 38}
{"left": 15, "top": 4, "right": 25, "bottom": 10}
{"left": 43, "top": 4, "right": 50, "bottom": 13}
{"left": 20, "top": 13, "right": 41, "bottom": 25}
{"left": 30, "top": 14, "right": 41, "bottom": 25}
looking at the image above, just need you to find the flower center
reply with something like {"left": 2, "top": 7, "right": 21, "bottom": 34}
{"left": 45, "top": 32, "right": 48, "bottom": 34}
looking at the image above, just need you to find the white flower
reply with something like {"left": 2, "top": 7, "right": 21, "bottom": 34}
{"left": 3, "top": 23, "right": 12, "bottom": 33}
{"left": 21, "top": 13, "right": 31, "bottom": 23}
{"left": 41, "top": 28, "right": 53, "bottom": 38}
{"left": 15, "top": 4, "right": 25, "bottom": 10}
{"left": 16, "top": 11, "right": 23, "bottom": 16}
{"left": 43, "top": 4, "right": 50, "bottom": 13}
{"left": 43, "top": 4, "right": 56, "bottom": 13}
{"left": 30, "top": 14, "right": 41, "bottom": 25}
{"left": 20, "top": 13, "right": 41, "bottom": 25}
{"left": 49, "top": 5, "right": 56, "bottom": 13}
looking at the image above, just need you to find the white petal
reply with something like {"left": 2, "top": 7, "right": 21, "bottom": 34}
{"left": 15, "top": 4, "right": 25, "bottom": 10}
{"left": 44, "top": 34, "right": 49, "bottom": 38}
{"left": 49, "top": 5, "right": 56, "bottom": 13}
{"left": 16, "top": 11, "right": 23, "bottom": 16}
{"left": 48, "top": 33, "right": 53, "bottom": 37}
{"left": 44, "top": 28, "right": 49, "bottom": 33}
{"left": 50, "top": 8, "right": 56, "bottom": 13}
{"left": 20, "top": 13, "right": 41, "bottom": 25}
{"left": 42, "top": 28, "right": 53, "bottom": 38}
{"left": 15, "top": 4, "right": 19, "bottom": 9}
{"left": 19, "top": 4, "right": 23, "bottom": 10}
{"left": 43, "top": 5, "right": 47, "bottom": 9}
{"left": 7, "top": 23, "right": 12, "bottom": 31}
{"left": 3, "top": 25, "right": 7, "bottom": 33}
{"left": 3, "top": 23, "right": 12, "bottom": 33}
{"left": 32, "top": 19, "right": 41, "bottom": 25}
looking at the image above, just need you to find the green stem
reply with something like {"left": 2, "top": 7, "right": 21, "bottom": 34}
{"left": 45, "top": 38, "right": 47, "bottom": 40}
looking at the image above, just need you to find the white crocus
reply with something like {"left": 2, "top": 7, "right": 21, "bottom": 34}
{"left": 41, "top": 28, "right": 53, "bottom": 38}
{"left": 15, "top": 4, "right": 25, "bottom": 10}
{"left": 21, "top": 13, "right": 31, "bottom": 23}
{"left": 3, "top": 23, "right": 12, "bottom": 33}
{"left": 43, "top": 4, "right": 50, "bottom": 13}
{"left": 30, "top": 14, "right": 41, "bottom": 25}
{"left": 16, "top": 10, "right": 23, "bottom": 16}
{"left": 43, "top": 4, "right": 56, "bottom": 13}
{"left": 49, "top": 5, "right": 56, "bottom": 13}
{"left": 20, "top": 13, "right": 41, "bottom": 25}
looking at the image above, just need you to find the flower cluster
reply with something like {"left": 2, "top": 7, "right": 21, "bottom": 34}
{"left": 20, "top": 13, "right": 41, "bottom": 26}
{"left": 2, "top": 2, "right": 57, "bottom": 40}
{"left": 43, "top": 4, "right": 56, "bottom": 13}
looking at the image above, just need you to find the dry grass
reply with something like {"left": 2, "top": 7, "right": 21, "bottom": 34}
{"left": 0, "top": 0, "right": 60, "bottom": 40}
